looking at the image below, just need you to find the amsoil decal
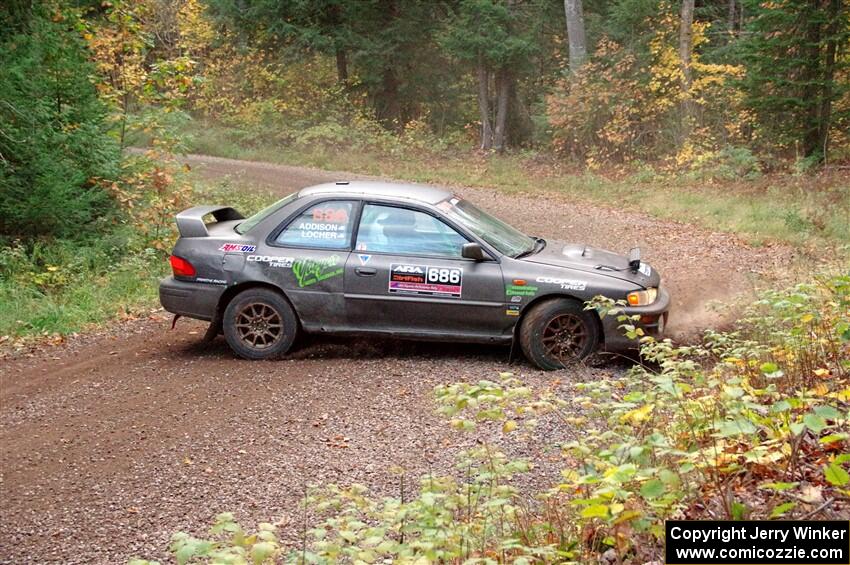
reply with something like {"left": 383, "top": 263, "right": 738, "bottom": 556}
{"left": 219, "top": 243, "right": 256, "bottom": 253}
{"left": 389, "top": 264, "right": 463, "bottom": 298}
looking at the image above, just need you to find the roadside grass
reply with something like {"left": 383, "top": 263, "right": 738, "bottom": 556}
{"left": 0, "top": 231, "right": 166, "bottom": 340}
{"left": 180, "top": 120, "right": 850, "bottom": 254}
{"left": 0, "top": 179, "right": 273, "bottom": 341}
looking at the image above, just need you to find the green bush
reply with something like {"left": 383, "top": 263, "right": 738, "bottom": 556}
{"left": 0, "top": 4, "right": 120, "bottom": 238}
{"left": 686, "top": 146, "right": 763, "bottom": 182}
{"left": 137, "top": 273, "right": 850, "bottom": 564}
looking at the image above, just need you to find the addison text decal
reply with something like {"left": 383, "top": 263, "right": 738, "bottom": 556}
{"left": 389, "top": 264, "right": 463, "bottom": 298}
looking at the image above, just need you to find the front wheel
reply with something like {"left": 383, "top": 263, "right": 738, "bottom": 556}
{"left": 519, "top": 299, "right": 600, "bottom": 370}
{"left": 223, "top": 288, "right": 298, "bottom": 360}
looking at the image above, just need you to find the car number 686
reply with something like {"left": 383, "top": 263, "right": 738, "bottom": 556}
{"left": 427, "top": 267, "right": 461, "bottom": 284}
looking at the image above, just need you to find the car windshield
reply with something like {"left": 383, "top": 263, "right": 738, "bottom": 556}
{"left": 234, "top": 193, "right": 297, "bottom": 234}
{"left": 438, "top": 197, "right": 535, "bottom": 257}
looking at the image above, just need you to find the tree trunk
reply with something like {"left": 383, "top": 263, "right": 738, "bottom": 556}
{"left": 817, "top": 0, "right": 841, "bottom": 161}
{"left": 679, "top": 0, "right": 696, "bottom": 141}
{"left": 801, "top": 0, "right": 823, "bottom": 158}
{"left": 679, "top": 0, "right": 695, "bottom": 92}
{"left": 493, "top": 68, "right": 511, "bottom": 152}
{"left": 727, "top": 0, "right": 741, "bottom": 37}
{"left": 375, "top": 67, "right": 401, "bottom": 130}
{"left": 563, "top": 0, "right": 587, "bottom": 73}
{"left": 477, "top": 56, "right": 493, "bottom": 150}
{"left": 335, "top": 48, "right": 348, "bottom": 84}
{"left": 508, "top": 80, "right": 533, "bottom": 147}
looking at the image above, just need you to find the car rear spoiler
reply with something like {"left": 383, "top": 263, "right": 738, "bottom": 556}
{"left": 175, "top": 205, "right": 244, "bottom": 238}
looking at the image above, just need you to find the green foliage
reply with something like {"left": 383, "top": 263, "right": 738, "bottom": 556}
{"left": 0, "top": 3, "right": 120, "bottom": 238}
{"left": 142, "top": 273, "right": 850, "bottom": 564}
{"left": 206, "top": 0, "right": 459, "bottom": 131}
{"left": 439, "top": 0, "right": 540, "bottom": 68}
{"left": 443, "top": 277, "right": 850, "bottom": 559}
{"left": 685, "top": 146, "right": 762, "bottom": 182}
{"left": 168, "top": 0, "right": 850, "bottom": 161}
{"left": 737, "top": 0, "right": 849, "bottom": 159}
{"left": 0, "top": 233, "right": 166, "bottom": 339}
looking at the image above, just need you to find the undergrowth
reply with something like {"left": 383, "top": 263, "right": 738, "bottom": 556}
{"left": 134, "top": 272, "right": 850, "bottom": 564}
{"left": 0, "top": 232, "right": 163, "bottom": 340}
{"left": 0, "top": 164, "right": 274, "bottom": 342}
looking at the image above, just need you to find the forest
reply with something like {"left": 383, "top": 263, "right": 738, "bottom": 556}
{"left": 2, "top": 0, "right": 849, "bottom": 239}
{"left": 1, "top": 0, "right": 849, "bottom": 564}
{"left": 1, "top": 0, "right": 846, "bottom": 338}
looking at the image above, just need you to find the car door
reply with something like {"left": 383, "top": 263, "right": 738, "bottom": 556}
{"left": 344, "top": 202, "right": 507, "bottom": 339}
{"left": 250, "top": 199, "right": 358, "bottom": 331}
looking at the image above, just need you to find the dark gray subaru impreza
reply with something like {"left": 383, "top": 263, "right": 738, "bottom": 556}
{"left": 160, "top": 181, "right": 670, "bottom": 369}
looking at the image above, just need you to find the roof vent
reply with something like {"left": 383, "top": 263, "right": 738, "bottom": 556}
{"left": 335, "top": 181, "right": 350, "bottom": 185}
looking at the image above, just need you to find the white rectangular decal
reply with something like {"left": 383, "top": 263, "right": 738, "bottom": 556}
{"left": 389, "top": 264, "right": 463, "bottom": 298}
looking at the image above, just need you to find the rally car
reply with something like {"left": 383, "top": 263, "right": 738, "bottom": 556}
{"left": 159, "top": 181, "right": 670, "bottom": 370}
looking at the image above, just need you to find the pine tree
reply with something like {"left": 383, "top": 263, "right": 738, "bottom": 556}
{"left": 738, "top": 0, "right": 849, "bottom": 160}
{"left": 0, "top": 3, "right": 120, "bottom": 237}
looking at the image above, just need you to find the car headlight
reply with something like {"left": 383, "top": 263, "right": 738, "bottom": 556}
{"left": 627, "top": 287, "right": 658, "bottom": 306}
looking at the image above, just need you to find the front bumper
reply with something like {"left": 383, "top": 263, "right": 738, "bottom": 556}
{"left": 601, "top": 287, "right": 671, "bottom": 353}
{"left": 159, "top": 276, "right": 225, "bottom": 321}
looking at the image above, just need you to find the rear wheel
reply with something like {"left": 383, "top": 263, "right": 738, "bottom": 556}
{"left": 223, "top": 288, "right": 298, "bottom": 360}
{"left": 519, "top": 299, "right": 600, "bottom": 370}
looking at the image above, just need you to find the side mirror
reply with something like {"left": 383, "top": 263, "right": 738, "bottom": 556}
{"left": 462, "top": 242, "right": 489, "bottom": 261}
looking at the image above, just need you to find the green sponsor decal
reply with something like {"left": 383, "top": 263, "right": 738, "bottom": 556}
{"left": 506, "top": 284, "right": 538, "bottom": 296}
{"left": 292, "top": 255, "right": 343, "bottom": 287}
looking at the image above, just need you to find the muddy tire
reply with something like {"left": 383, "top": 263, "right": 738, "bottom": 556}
{"left": 223, "top": 288, "right": 298, "bottom": 360}
{"left": 519, "top": 298, "right": 600, "bottom": 370}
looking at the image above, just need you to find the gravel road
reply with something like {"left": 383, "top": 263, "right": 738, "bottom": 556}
{"left": 0, "top": 154, "right": 796, "bottom": 563}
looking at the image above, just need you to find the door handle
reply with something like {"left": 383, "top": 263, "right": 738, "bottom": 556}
{"left": 355, "top": 267, "right": 377, "bottom": 276}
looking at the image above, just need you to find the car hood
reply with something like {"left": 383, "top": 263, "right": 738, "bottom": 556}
{"left": 519, "top": 242, "right": 660, "bottom": 288}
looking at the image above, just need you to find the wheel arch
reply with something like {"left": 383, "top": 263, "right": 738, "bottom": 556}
{"left": 512, "top": 293, "right": 605, "bottom": 346}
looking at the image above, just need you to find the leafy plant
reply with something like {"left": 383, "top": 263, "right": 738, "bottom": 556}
{"left": 139, "top": 274, "right": 849, "bottom": 564}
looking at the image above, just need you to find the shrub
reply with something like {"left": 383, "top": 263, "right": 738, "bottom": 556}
{"left": 684, "top": 145, "right": 763, "bottom": 181}
{"left": 136, "top": 274, "right": 850, "bottom": 564}
{"left": 547, "top": 13, "right": 749, "bottom": 167}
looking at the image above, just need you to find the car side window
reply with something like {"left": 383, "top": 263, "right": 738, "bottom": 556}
{"left": 356, "top": 204, "right": 468, "bottom": 257}
{"left": 275, "top": 200, "right": 355, "bottom": 249}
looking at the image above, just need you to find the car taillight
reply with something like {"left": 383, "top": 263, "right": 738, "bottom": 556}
{"left": 169, "top": 255, "right": 196, "bottom": 277}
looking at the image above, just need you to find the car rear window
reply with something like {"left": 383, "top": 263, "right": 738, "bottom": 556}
{"left": 275, "top": 200, "right": 356, "bottom": 249}
{"left": 234, "top": 193, "right": 297, "bottom": 234}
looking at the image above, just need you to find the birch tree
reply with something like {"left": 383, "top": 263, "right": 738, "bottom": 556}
{"left": 563, "top": 0, "right": 587, "bottom": 73}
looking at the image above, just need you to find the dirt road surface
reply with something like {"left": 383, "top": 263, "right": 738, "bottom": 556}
{"left": 1, "top": 155, "right": 795, "bottom": 563}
